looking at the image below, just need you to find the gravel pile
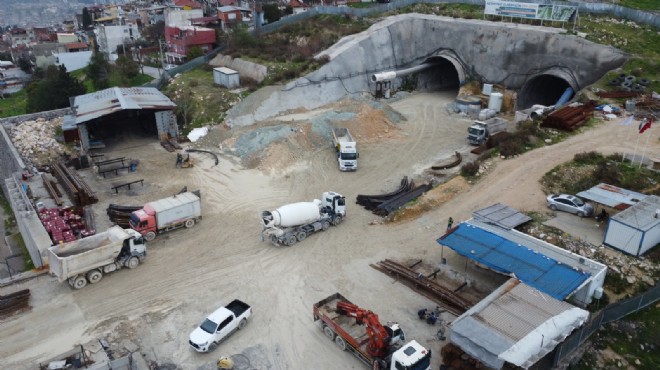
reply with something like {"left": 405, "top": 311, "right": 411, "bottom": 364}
{"left": 9, "top": 117, "right": 68, "bottom": 167}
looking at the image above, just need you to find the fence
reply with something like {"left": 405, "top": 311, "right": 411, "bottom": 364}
{"left": 552, "top": 283, "right": 660, "bottom": 366}
{"left": 258, "top": 0, "right": 659, "bottom": 35}
{"left": 143, "top": 45, "right": 226, "bottom": 90}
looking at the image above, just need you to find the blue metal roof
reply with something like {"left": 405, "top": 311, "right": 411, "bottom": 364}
{"left": 437, "top": 224, "right": 590, "bottom": 300}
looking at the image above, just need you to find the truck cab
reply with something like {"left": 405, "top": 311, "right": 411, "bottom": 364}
{"left": 129, "top": 208, "right": 156, "bottom": 239}
{"left": 337, "top": 143, "right": 358, "bottom": 171}
{"left": 322, "top": 191, "right": 346, "bottom": 217}
{"left": 390, "top": 340, "right": 432, "bottom": 370}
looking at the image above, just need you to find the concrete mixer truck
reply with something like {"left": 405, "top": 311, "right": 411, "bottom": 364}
{"left": 261, "top": 192, "right": 346, "bottom": 246}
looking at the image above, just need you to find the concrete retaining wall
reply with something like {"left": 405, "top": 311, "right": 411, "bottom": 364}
{"left": 0, "top": 108, "right": 70, "bottom": 128}
{"left": 209, "top": 54, "right": 268, "bottom": 83}
{"left": 227, "top": 13, "right": 626, "bottom": 127}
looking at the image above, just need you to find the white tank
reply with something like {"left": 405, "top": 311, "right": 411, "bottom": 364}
{"left": 262, "top": 200, "right": 321, "bottom": 228}
{"left": 488, "top": 92, "right": 503, "bottom": 112}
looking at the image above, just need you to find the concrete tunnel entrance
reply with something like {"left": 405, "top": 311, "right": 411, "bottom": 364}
{"left": 517, "top": 74, "right": 574, "bottom": 109}
{"left": 416, "top": 57, "right": 461, "bottom": 93}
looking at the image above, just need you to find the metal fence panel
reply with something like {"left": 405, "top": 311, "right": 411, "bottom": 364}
{"left": 553, "top": 284, "right": 660, "bottom": 366}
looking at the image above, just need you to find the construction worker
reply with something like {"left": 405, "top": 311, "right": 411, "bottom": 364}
{"left": 417, "top": 308, "right": 428, "bottom": 320}
{"left": 447, "top": 217, "right": 454, "bottom": 231}
{"left": 427, "top": 311, "right": 438, "bottom": 325}
{"left": 175, "top": 153, "right": 183, "bottom": 168}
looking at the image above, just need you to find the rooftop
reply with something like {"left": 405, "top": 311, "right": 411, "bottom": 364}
{"left": 450, "top": 278, "right": 588, "bottom": 369}
{"left": 611, "top": 195, "right": 660, "bottom": 232}
{"left": 72, "top": 87, "right": 177, "bottom": 125}
{"left": 577, "top": 183, "right": 648, "bottom": 210}
{"left": 438, "top": 222, "right": 594, "bottom": 300}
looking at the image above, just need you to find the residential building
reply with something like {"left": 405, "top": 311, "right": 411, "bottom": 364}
{"left": 217, "top": 6, "right": 252, "bottom": 30}
{"left": 33, "top": 43, "right": 66, "bottom": 69}
{"left": 173, "top": 0, "right": 204, "bottom": 10}
{"left": 57, "top": 33, "right": 79, "bottom": 44}
{"left": 55, "top": 50, "right": 93, "bottom": 72}
{"left": 7, "top": 29, "right": 31, "bottom": 48}
{"left": 165, "top": 26, "right": 215, "bottom": 63}
{"left": 95, "top": 24, "right": 141, "bottom": 61}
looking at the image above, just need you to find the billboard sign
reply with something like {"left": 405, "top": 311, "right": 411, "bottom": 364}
{"left": 485, "top": 1, "right": 576, "bottom": 21}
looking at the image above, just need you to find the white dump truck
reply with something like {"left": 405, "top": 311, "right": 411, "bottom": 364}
{"left": 467, "top": 117, "right": 509, "bottom": 145}
{"left": 332, "top": 128, "right": 358, "bottom": 171}
{"left": 48, "top": 226, "right": 146, "bottom": 289}
{"left": 129, "top": 191, "right": 201, "bottom": 241}
{"left": 261, "top": 191, "right": 346, "bottom": 246}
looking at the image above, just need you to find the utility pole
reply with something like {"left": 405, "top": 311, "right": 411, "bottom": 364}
{"left": 158, "top": 39, "right": 165, "bottom": 72}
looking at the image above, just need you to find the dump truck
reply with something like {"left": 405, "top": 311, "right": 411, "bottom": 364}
{"left": 48, "top": 225, "right": 146, "bottom": 289}
{"left": 332, "top": 128, "right": 358, "bottom": 171}
{"left": 261, "top": 192, "right": 346, "bottom": 246}
{"left": 129, "top": 191, "right": 201, "bottom": 241}
{"left": 313, "top": 293, "right": 432, "bottom": 370}
{"left": 467, "top": 117, "right": 509, "bottom": 145}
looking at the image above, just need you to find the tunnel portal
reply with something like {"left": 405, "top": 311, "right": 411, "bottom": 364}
{"left": 517, "top": 74, "right": 574, "bottom": 109}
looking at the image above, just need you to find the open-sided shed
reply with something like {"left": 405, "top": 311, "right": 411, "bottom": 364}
{"left": 67, "top": 87, "right": 178, "bottom": 150}
{"left": 604, "top": 195, "right": 660, "bottom": 256}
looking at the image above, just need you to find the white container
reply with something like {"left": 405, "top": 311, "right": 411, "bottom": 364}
{"left": 482, "top": 83, "right": 493, "bottom": 96}
{"left": 488, "top": 92, "right": 503, "bottom": 112}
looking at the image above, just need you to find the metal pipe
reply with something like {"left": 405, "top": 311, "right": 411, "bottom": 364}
{"left": 371, "top": 63, "right": 434, "bottom": 83}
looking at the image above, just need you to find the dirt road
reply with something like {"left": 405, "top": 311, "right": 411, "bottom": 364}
{"left": 0, "top": 93, "right": 656, "bottom": 370}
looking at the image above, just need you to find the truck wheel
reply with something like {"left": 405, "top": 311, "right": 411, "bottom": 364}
{"left": 72, "top": 275, "right": 87, "bottom": 289}
{"left": 334, "top": 336, "right": 347, "bottom": 351}
{"left": 332, "top": 217, "right": 343, "bottom": 226}
{"left": 296, "top": 231, "right": 307, "bottom": 242}
{"left": 87, "top": 270, "right": 103, "bottom": 284}
{"left": 323, "top": 325, "right": 335, "bottom": 340}
{"left": 238, "top": 318, "right": 247, "bottom": 330}
{"left": 285, "top": 235, "right": 297, "bottom": 247}
{"left": 184, "top": 219, "right": 195, "bottom": 228}
{"left": 322, "top": 221, "right": 330, "bottom": 231}
{"left": 144, "top": 231, "right": 156, "bottom": 241}
{"left": 127, "top": 256, "right": 140, "bottom": 269}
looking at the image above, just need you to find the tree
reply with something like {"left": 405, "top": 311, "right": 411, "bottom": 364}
{"left": 186, "top": 46, "right": 204, "bottom": 60}
{"left": 82, "top": 7, "right": 92, "bottom": 30}
{"left": 174, "top": 87, "right": 195, "bottom": 129}
{"left": 86, "top": 51, "right": 110, "bottom": 91}
{"left": 26, "top": 65, "right": 85, "bottom": 113}
{"left": 115, "top": 55, "right": 139, "bottom": 84}
{"left": 142, "top": 21, "right": 165, "bottom": 44}
{"left": 17, "top": 54, "right": 32, "bottom": 73}
{"left": 263, "top": 4, "right": 282, "bottom": 24}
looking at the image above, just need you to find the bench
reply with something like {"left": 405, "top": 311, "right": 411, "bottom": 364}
{"left": 96, "top": 157, "right": 127, "bottom": 169}
{"left": 100, "top": 166, "right": 130, "bottom": 178}
{"left": 111, "top": 179, "right": 144, "bottom": 194}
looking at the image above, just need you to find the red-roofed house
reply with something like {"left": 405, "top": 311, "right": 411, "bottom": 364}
{"left": 289, "top": 0, "right": 309, "bottom": 15}
{"left": 65, "top": 42, "right": 89, "bottom": 52}
{"left": 173, "top": 0, "right": 203, "bottom": 9}
{"left": 165, "top": 26, "right": 215, "bottom": 63}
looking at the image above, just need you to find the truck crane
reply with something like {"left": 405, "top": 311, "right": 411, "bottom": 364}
{"left": 313, "top": 293, "right": 432, "bottom": 370}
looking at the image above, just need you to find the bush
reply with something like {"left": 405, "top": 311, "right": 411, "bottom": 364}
{"left": 461, "top": 161, "right": 480, "bottom": 177}
{"left": 594, "top": 161, "right": 622, "bottom": 185}
{"left": 574, "top": 151, "right": 604, "bottom": 165}
{"left": 499, "top": 136, "right": 525, "bottom": 156}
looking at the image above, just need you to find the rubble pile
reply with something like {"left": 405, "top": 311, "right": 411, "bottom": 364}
{"left": 526, "top": 226, "right": 659, "bottom": 287}
{"left": 9, "top": 117, "right": 68, "bottom": 166}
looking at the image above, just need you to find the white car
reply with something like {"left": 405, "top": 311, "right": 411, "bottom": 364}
{"left": 546, "top": 194, "right": 594, "bottom": 217}
{"left": 189, "top": 299, "right": 252, "bottom": 352}
{"left": 163, "top": 64, "right": 177, "bottom": 71}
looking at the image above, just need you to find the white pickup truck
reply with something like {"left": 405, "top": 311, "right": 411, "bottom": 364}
{"left": 189, "top": 299, "right": 252, "bottom": 352}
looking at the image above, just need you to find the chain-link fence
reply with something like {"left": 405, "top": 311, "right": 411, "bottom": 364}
{"left": 553, "top": 284, "right": 660, "bottom": 366}
{"left": 143, "top": 45, "right": 226, "bottom": 90}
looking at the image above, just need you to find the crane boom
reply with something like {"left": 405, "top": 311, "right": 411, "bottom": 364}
{"left": 336, "top": 301, "right": 390, "bottom": 357}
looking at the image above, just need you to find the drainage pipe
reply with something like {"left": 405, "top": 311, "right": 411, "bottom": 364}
{"left": 371, "top": 63, "right": 434, "bottom": 83}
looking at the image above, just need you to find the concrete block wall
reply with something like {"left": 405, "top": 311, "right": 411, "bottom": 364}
{"left": 0, "top": 108, "right": 70, "bottom": 128}
{"left": 0, "top": 126, "right": 25, "bottom": 201}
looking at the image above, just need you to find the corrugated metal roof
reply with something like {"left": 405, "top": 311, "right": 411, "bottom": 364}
{"left": 611, "top": 195, "right": 660, "bottom": 231}
{"left": 473, "top": 203, "right": 532, "bottom": 230}
{"left": 437, "top": 224, "right": 590, "bottom": 300}
{"left": 450, "top": 279, "right": 588, "bottom": 369}
{"left": 73, "top": 87, "right": 176, "bottom": 124}
{"left": 577, "top": 183, "right": 647, "bottom": 210}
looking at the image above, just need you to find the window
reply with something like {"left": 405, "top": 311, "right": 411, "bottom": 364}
{"left": 217, "top": 316, "right": 234, "bottom": 331}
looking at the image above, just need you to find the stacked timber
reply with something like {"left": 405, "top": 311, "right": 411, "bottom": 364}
{"left": 0, "top": 289, "right": 30, "bottom": 318}
{"left": 107, "top": 204, "right": 141, "bottom": 227}
{"left": 52, "top": 162, "right": 98, "bottom": 206}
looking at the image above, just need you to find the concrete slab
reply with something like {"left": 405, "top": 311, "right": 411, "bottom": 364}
{"left": 543, "top": 212, "right": 606, "bottom": 247}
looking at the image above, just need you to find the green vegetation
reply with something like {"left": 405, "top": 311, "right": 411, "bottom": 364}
{"left": 571, "top": 304, "right": 660, "bottom": 369}
{"left": 541, "top": 151, "right": 660, "bottom": 196}
{"left": 162, "top": 65, "right": 245, "bottom": 134}
{"left": 619, "top": 0, "right": 660, "bottom": 11}
{"left": 11, "top": 233, "right": 34, "bottom": 270}
{"left": 0, "top": 90, "right": 28, "bottom": 118}
{"left": 26, "top": 65, "right": 86, "bottom": 113}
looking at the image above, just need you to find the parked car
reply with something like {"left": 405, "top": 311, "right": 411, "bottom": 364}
{"left": 189, "top": 299, "right": 252, "bottom": 352}
{"left": 546, "top": 194, "right": 594, "bottom": 217}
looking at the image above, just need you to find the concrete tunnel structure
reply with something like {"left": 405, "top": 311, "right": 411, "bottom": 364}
{"left": 225, "top": 14, "right": 627, "bottom": 127}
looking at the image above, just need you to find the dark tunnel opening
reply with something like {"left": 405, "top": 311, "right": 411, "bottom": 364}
{"left": 517, "top": 74, "right": 573, "bottom": 109}
{"left": 415, "top": 58, "right": 460, "bottom": 93}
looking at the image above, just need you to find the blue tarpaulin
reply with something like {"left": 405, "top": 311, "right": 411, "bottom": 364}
{"left": 437, "top": 224, "right": 590, "bottom": 300}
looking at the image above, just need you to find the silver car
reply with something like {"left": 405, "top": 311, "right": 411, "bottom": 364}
{"left": 546, "top": 194, "right": 594, "bottom": 217}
